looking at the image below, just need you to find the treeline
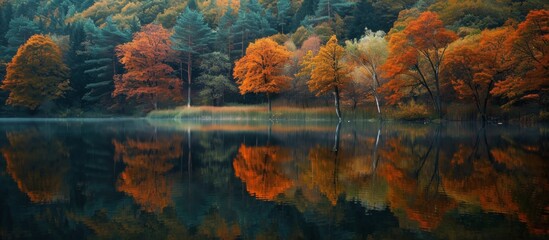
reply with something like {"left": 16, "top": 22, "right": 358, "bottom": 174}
{"left": 0, "top": 0, "right": 547, "bottom": 120}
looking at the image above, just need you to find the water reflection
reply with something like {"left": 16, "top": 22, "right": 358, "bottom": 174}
{"left": 2, "top": 128, "right": 70, "bottom": 203}
{"left": 113, "top": 132, "right": 184, "bottom": 212}
{"left": 233, "top": 144, "right": 293, "bottom": 200}
{"left": 0, "top": 120, "right": 547, "bottom": 239}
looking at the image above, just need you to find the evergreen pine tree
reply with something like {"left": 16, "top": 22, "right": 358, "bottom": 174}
{"left": 290, "top": 0, "right": 319, "bottom": 30}
{"left": 65, "top": 19, "right": 93, "bottom": 107}
{"left": 231, "top": 0, "right": 276, "bottom": 57}
{"left": 216, "top": 2, "right": 238, "bottom": 59}
{"left": 276, "top": 0, "right": 291, "bottom": 33}
{"left": 315, "top": 0, "right": 355, "bottom": 22}
{"left": 196, "top": 52, "right": 237, "bottom": 106}
{"left": 1, "top": 17, "right": 40, "bottom": 60}
{"left": 81, "top": 17, "right": 131, "bottom": 104}
{"left": 171, "top": 7, "right": 215, "bottom": 107}
{"left": 0, "top": 2, "right": 13, "bottom": 46}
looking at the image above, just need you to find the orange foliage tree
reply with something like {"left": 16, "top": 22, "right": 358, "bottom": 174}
{"left": 286, "top": 35, "right": 322, "bottom": 106}
{"left": 232, "top": 144, "right": 293, "bottom": 200}
{"left": 114, "top": 134, "right": 183, "bottom": 212}
{"left": 233, "top": 38, "right": 291, "bottom": 114}
{"left": 382, "top": 11, "right": 457, "bottom": 118}
{"left": 1, "top": 34, "right": 70, "bottom": 111}
{"left": 113, "top": 24, "right": 182, "bottom": 110}
{"left": 491, "top": 10, "right": 549, "bottom": 107}
{"left": 301, "top": 35, "right": 351, "bottom": 121}
{"left": 444, "top": 26, "right": 514, "bottom": 121}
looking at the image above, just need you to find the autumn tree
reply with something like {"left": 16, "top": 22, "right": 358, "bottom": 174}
{"left": 286, "top": 35, "right": 321, "bottom": 106}
{"left": 341, "top": 70, "right": 370, "bottom": 111}
{"left": 491, "top": 9, "right": 549, "bottom": 107}
{"left": 171, "top": 7, "right": 214, "bottom": 107}
{"left": 233, "top": 38, "right": 291, "bottom": 114}
{"left": 345, "top": 29, "right": 388, "bottom": 118}
{"left": 383, "top": 11, "right": 457, "bottom": 118}
{"left": 1, "top": 34, "right": 70, "bottom": 111}
{"left": 114, "top": 24, "right": 182, "bottom": 110}
{"left": 300, "top": 35, "right": 351, "bottom": 121}
{"left": 444, "top": 26, "right": 513, "bottom": 122}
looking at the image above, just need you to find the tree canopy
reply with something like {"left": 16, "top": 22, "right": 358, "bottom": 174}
{"left": 1, "top": 34, "right": 70, "bottom": 110}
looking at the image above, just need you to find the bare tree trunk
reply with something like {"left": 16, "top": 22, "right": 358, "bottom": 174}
{"left": 334, "top": 87, "right": 342, "bottom": 122}
{"left": 374, "top": 94, "right": 381, "bottom": 119}
{"left": 372, "top": 124, "right": 381, "bottom": 172}
{"left": 333, "top": 121, "right": 341, "bottom": 152}
{"left": 187, "top": 53, "right": 192, "bottom": 108}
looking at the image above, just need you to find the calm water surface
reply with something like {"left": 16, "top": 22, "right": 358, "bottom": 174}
{"left": 0, "top": 119, "right": 547, "bottom": 239}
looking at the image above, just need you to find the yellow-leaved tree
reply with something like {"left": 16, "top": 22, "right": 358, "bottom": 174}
{"left": 233, "top": 38, "right": 291, "bottom": 114}
{"left": 1, "top": 34, "right": 70, "bottom": 111}
{"left": 300, "top": 35, "right": 351, "bottom": 121}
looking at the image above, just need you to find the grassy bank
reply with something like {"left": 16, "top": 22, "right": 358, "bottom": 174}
{"left": 147, "top": 106, "right": 372, "bottom": 121}
{"left": 147, "top": 104, "right": 441, "bottom": 121}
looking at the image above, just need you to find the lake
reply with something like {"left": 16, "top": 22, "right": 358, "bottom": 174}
{"left": 0, "top": 119, "right": 547, "bottom": 239}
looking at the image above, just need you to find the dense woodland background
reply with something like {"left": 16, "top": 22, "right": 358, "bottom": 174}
{"left": 0, "top": 0, "right": 547, "bottom": 121}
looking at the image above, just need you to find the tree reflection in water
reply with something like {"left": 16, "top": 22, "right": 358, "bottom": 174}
{"left": 2, "top": 128, "right": 70, "bottom": 203}
{"left": 0, "top": 121, "right": 546, "bottom": 239}
{"left": 114, "top": 131, "right": 184, "bottom": 212}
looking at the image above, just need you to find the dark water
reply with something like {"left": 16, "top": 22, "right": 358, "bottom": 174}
{"left": 0, "top": 119, "right": 547, "bottom": 240}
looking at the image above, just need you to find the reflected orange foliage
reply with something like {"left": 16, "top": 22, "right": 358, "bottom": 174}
{"left": 378, "top": 132, "right": 457, "bottom": 230}
{"left": 233, "top": 144, "right": 292, "bottom": 200}
{"left": 114, "top": 134, "right": 183, "bottom": 212}
{"left": 306, "top": 145, "right": 352, "bottom": 205}
{"left": 442, "top": 141, "right": 549, "bottom": 235}
{"left": 2, "top": 130, "right": 69, "bottom": 203}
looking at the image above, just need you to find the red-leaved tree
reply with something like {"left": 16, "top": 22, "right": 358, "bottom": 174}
{"left": 113, "top": 24, "right": 182, "bottom": 110}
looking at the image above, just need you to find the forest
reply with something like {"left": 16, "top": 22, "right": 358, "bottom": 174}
{"left": 0, "top": 0, "right": 547, "bottom": 121}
